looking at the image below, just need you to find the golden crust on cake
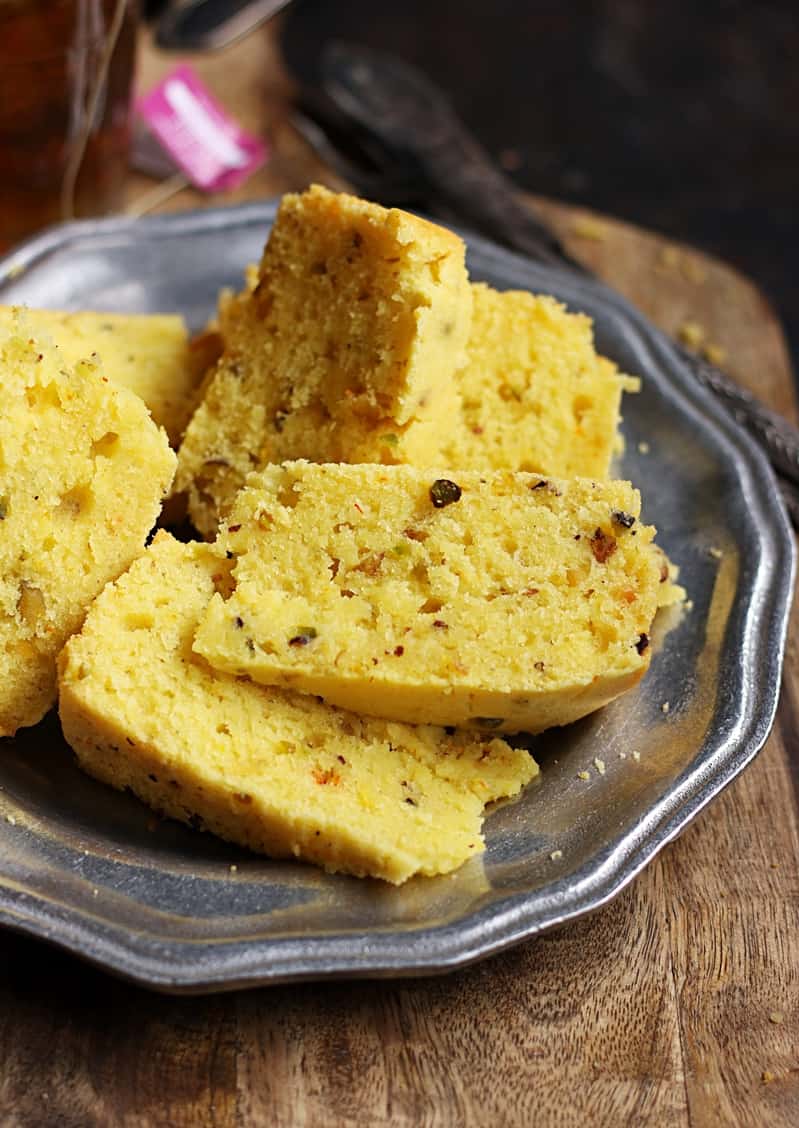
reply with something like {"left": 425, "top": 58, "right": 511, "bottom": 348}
{"left": 193, "top": 462, "right": 664, "bottom": 732}
{"left": 0, "top": 318, "right": 175, "bottom": 735}
{"left": 58, "top": 533, "right": 536, "bottom": 884}
{"left": 175, "top": 184, "right": 472, "bottom": 537}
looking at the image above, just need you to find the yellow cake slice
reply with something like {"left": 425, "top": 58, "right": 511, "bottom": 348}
{"left": 194, "top": 462, "right": 664, "bottom": 733}
{"left": 0, "top": 306, "right": 211, "bottom": 445}
{"left": 0, "top": 321, "right": 176, "bottom": 736}
{"left": 175, "top": 184, "right": 473, "bottom": 537}
{"left": 442, "top": 283, "right": 637, "bottom": 478}
{"left": 58, "top": 533, "right": 536, "bottom": 884}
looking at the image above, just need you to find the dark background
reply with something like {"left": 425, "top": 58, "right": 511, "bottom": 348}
{"left": 282, "top": 0, "right": 798, "bottom": 370}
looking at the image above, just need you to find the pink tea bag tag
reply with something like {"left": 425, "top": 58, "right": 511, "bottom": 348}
{"left": 136, "top": 65, "right": 268, "bottom": 192}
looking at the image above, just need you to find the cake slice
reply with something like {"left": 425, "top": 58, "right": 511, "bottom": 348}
{"left": 193, "top": 462, "right": 665, "bottom": 733}
{"left": 58, "top": 534, "right": 536, "bottom": 884}
{"left": 0, "top": 306, "right": 213, "bottom": 445}
{"left": 0, "top": 321, "right": 176, "bottom": 736}
{"left": 175, "top": 184, "right": 473, "bottom": 537}
{"left": 443, "top": 283, "right": 637, "bottom": 479}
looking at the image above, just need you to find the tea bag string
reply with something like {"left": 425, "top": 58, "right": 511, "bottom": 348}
{"left": 60, "top": 0, "right": 129, "bottom": 222}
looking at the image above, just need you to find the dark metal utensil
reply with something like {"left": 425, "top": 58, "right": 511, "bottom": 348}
{"left": 298, "top": 43, "right": 799, "bottom": 524}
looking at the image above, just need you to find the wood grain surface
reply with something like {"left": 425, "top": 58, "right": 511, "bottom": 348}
{"left": 0, "top": 25, "right": 797, "bottom": 1128}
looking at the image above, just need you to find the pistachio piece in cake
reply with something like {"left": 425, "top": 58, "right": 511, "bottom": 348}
{"left": 443, "top": 283, "right": 637, "bottom": 478}
{"left": 0, "top": 321, "right": 176, "bottom": 736}
{"left": 58, "top": 534, "right": 536, "bottom": 884}
{"left": 175, "top": 184, "right": 472, "bottom": 537}
{"left": 195, "top": 462, "right": 664, "bottom": 733}
{"left": 0, "top": 306, "right": 213, "bottom": 445}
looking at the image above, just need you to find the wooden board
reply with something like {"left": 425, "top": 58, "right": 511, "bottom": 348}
{"left": 0, "top": 26, "right": 797, "bottom": 1127}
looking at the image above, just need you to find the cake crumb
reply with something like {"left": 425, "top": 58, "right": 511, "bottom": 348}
{"left": 657, "top": 246, "right": 681, "bottom": 272}
{"left": 682, "top": 259, "right": 708, "bottom": 285}
{"left": 578, "top": 770, "right": 591, "bottom": 781}
{"left": 593, "top": 757, "right": 606, "bottom": 775}
{"left": 632, "top": 750, "right": 641, "bottom": 762}
{"left": 708, "top": 547, "right": 723, "bottom": 560}
{"left": 768, "top": 1010, "right": 785, "bottom": 1025}
{"left": 619, "top": 751, "right": 627, "bottom": 760}
{"left": 661, "top": 701, "right": 670, "bottom": 714}
{"left": 684, "top": 599, "right": 694, "bottom": 612}
{"left": 762, "top": 1070, "right": 776, "bottom": 1084}
{"left": 638, "top": 441, "right": 650, "bottom": 455}
{"left": 678, "top": 320, "right": 706, "bottom": 350}
{"left": 92, "top": 888, "right": 99, "bottom": 897}
{"left": 550, "top": 850, "right": 563, "bottom": 861}
{"left": 702, "top": 342, "right": 727, "bottom": 366}
{"left": 571, "top": 216, "right": 609, "bottom": 242}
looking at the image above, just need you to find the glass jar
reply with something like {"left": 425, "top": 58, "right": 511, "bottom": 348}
{"left": 0, "top": 0, "right": 139, "bottom": 249}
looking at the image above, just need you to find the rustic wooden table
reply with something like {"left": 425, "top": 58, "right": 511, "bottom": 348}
{"left": 1, "top": 27, "right": 797, "bottom": 1127}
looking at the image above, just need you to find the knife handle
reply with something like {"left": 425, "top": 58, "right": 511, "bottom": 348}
{"left": 678, "top": 345, "right": 799, "bottom": 488}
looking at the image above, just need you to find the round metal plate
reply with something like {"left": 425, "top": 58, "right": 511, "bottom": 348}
{"left": 0, "top": 203, "right": 793, "bottom": 992}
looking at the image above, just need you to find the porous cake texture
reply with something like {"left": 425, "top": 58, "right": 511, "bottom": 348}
{"left": 194, "top": 462, "right": 665, "bottom": 733}
{"left": 0, "top": 306, "right": 210, "bottom": 445}
{"left": 175, "top": 184, "right": 473, "bottom": 537}
{"left": 58, "top": 534, "right": 536, "bottom": 884}
{"left": 0, "top": 321, "right": 176, "bottom": 736}
{"left": 443, "top": 283, "right": 637, "bottom": 479}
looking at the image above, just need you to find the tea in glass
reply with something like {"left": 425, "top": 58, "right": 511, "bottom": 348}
{"left": 0, "top": 0, "right": 138, "bottom": 249}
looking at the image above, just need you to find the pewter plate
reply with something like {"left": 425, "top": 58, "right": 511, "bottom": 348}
{"left": 0, "top": 203, "right": 793, "bottom": 993}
